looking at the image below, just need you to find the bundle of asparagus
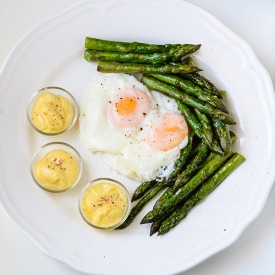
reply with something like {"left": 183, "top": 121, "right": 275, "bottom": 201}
{"left": 84, "top": 37, "right": 245, "bottom": 235}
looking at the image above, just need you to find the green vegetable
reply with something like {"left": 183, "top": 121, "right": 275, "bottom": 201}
{"left": 84, "top": 44, "right": 200, "bottom": 64}
{"left": 116, "top": 183, "right": 165, "bottom": 229}
{"left": 97, "top": 61, "right": 201, "bottom": 74}
{"left": 132, "top": 132, "right": 195, "bottom": 202}
{"left": 193, "top": 109, "right": 224, "bottom": 155}
{"left": 181, "top": 56, "right": 222, "bottom": 98}
{"left": 156, "top": 131, "right": 236, "bottom": 211}
{"left": 158, "top": 153, "right": 245, "bottom": 235}
{"left": 172, "top": 142, "right": 210, "bottom": 190}
{"left": 117, "top": 132, "right": 195, "bottom": 229}
{"left": 165, "top": 131, "right": 196, "bottom": 185}
{"left": 85, "top": 37, "right": 201, "bottom": 54}
{"left": 176, "top": 101, "right": 204, "bottom": 139}
{"left": 151, "top": 74, "right": 227, "bottom": 112}
{"left": 141, "top": 150, "right": 234, "bottom": 223}
{"left": 153, "top": 140, "right": 210, "bottom": 210}
{"left": 141, "top": 75, "right": 236, "bottom": 125}
{"left": 182, "top": 72, "right": 222, "bottom": 98}
{"left": 181, "top": 56, "right": 193, "bottom": 65}
{"left": 149, "top": 215, "right": 169, "bottom": 236}
{"left": 83, "top": 36, "right": 244, "bottom": 236}
{"left": 131, "top": 180, "right": 157, "bottom": 202}
{"left": 212, "top": 118, "right": 232, "bottom": 154}
{"left": 193, "top": 109, "right": 213, "bottom": 145}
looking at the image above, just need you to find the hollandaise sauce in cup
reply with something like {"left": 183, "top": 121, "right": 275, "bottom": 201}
{"left": 31, "top": 142, "right": 83, "bottom": 192}
{"left": 27, "top": 86, "right": 78, "bottom": 135}
{"left": 79, "top": 178, "right": 131, "bottom": 230}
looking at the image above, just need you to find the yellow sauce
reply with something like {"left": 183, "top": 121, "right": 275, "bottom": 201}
{"left": 31, "top": 92, "right": 74, "bottom": 134}
{"left": 34, "top": 149, "right": 79, "bottom": 191}
{"left": 80, "top": 181, "right": 128, "bottom": 228}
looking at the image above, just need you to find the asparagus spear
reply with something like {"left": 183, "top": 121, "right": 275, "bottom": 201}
{"left": 85, "top": 37, "right": 201, "bottom": 53}
{"left": 97, "top": 61, "right": 201, "bottom": 74}
{"left": 193, "top": 109, "right": 224, "bottom": 155}
{"left": 132, "top": 132, "right": 195, "bottom": 202}
{"left": 158, "top": 152, "right": 245, "bottom": 235}
{"left": 84, "top": 44, "right": 201, "bottom": 64}
{"left": 117, "top": 131, "right": 195, "bottom": 229}
{"left": 194, "top": 109, "right": 213, "bottom": 145}
{"left": 141, "top": 75, "right": 236, "bottom": 125}
{"left": 181, "top": 56, "right": 222, "bottom": 98}
{"left": 176, "top": 101, "right": 204, "bottom": 139}
{"left": 181, "top": 56, "right": 193, "bottom": 65}
{"left": 182, "top": 72, "right": 222, "bottom": 98}
{"left": 150, "top": 215, "right": 169, "bottom": 236}
{"left": 131, "top": 180, "right": 157, "bottom": 202}
{"left": 141, "top": 150, "right": 234, "bottom": 223}
{"left": 117, "top": 183, "right": 165, "bottom": 229}
{"left": 172, "top": 142, "right": 210, "bottom": 190}
{"left": 153, "top": 140, "right": 210, "bottom": 210}
{"left": 151, "top": 74, "right": 227, "bottom": 112}
{"left": 189, "top": 131, "right": 235, "bottom": 163}
{"left": 165, "top": 131, "right": 196, "bottom": 185}
{"left": 212, "top": 90, "right": 232, "bottom": 152}
{"left": 212, "top": 118, "right": 232, "bottom": 154}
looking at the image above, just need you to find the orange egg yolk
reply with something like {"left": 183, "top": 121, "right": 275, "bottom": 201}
{"left": 107, "top": 89, "right": 151, "bottom": 129}
{"left": 115, "top": 97, "right": 137, "bottom": 116}
{"left": 146, "top": 113, "right": 188, "bottom": 151}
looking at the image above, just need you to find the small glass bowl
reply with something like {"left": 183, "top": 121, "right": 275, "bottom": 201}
{"left": 26, "top": 86, "right": 78, "bottom": 135}
{"left": 31, "top": 142, "right": 83, "bottom": 193}
{"left": 79, "top": 178, "right": 131, "bottom": 230}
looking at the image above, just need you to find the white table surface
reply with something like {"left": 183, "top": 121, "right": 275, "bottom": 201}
{"left": 0, "top": 0, "right": 275, "bottom": 274}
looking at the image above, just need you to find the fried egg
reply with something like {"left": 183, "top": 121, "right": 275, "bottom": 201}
{"left": 79, "top": 73, "right": 188, "bottom": 181}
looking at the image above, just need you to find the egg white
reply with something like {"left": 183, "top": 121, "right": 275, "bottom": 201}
{"left": 79, "top": 72, "right": 188, "bottom": 181}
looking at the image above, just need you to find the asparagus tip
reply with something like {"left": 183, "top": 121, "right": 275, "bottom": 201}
{"left": 140, "top": 213, "right": 154, "bottom": 224}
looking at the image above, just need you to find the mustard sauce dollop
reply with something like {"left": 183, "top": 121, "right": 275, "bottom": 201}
{"left": 80, "top": 181, "right": 129, "bottom": 228}
{"left": 31, "top": 92, "right": 74, "bottom": 134}
{"left": 34, "top": 149, "right": 79, "bottom": 191}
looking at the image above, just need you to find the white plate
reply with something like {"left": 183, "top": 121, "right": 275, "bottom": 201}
{"left": 0, "top": 0, "right": 275, "bottom": 274}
